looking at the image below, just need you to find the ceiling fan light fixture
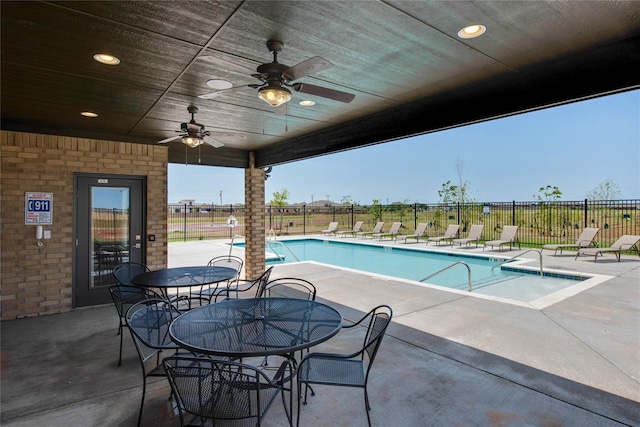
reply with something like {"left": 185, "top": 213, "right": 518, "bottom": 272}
{"left": 458, "top": 24, "right": 486, "bottom": 39}
{"left": 181, "top": 135, "right": 204, "bottom": 148}
{"left": 258, "top": 85, "right": 292, "bottom": 107}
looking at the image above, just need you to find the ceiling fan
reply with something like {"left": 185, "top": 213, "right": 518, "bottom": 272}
{"left": 157, "top": 106, "right": 224, "bottom": 148}
{"left": 198, "top": 40, "right": 355, "bottom": 107}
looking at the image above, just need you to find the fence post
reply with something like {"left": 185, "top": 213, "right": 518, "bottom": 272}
{"left": 512, "top": 201, "right": 516, "bottom": 225}
{"left": 457, "top": 202, "right": 461, "bottom": 225}
{"left": 303, "top": 204, "right": 306, "bottom": 235}
{"left": 584, "top": 199, "right": 588, "bottom": 228}
{"left": 351, "top": 204, "right": 354, "bottom": 229}
{"left": 332, "top": 205, "right": 336, "bottom": 222}
{"left": 414, "top": 203, "right": 417, "bottom": 229}
{"left": 268, "top": 205, "right": 272, "bottom": 231}
{"left": 183, "top": 203, "right": 187, "bottom": 242}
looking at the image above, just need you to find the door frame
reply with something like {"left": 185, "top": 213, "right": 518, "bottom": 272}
{"left": 72, "top": 172, "right": 147, "bottom": 308}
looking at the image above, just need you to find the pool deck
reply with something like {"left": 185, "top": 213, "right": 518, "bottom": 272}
{"left": 2, "top": 236, "right": 639, "bottom": 426}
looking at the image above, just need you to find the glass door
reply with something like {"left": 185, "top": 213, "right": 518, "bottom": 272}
{"left": 74, "top": 174, "right": 146, "bottom": 307}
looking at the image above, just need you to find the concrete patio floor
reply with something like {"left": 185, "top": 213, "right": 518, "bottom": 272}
{"left": 2, "top": 237, "right": 639, "bottom": 426}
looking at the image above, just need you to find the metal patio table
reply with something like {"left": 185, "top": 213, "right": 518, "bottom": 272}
{"left": 131, "top": 265, "right": 237, "bottom": 300}
{"left": 169, "top": 297, "right": 343, "bottom": 359}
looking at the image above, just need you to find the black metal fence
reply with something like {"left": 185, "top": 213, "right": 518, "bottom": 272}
{"left": 168, "top": 199, "right": 639, "bottom": 248}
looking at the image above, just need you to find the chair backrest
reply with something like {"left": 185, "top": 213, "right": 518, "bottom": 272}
{"left": 443, "top": 224, "right": 460, "bottom": 238}
{"left": 372, "top": 222, "right": 384, "bottom": 233}
{"left": 112, "top": 262, "right": 150, "bottom": 286}
{"left": 327, "top": 221, "right": 339, "bottom": 231}
{"left": 414, "top": 223, "right": 428, "bottom": 236}
{"left": 576, "top": 227, "right": 600, "bottom": 245}
{"left": 500, "top": 225, "right": 519, "bottom": 241}
{"left": 359, "top": 305, "right": 393, "bottom": 371}
{"left": 163, "top": 356, "right": 291, "bottom": 426}
{"left": 109, "top": 285, "right": 159, "bottom": 318}
{"left": 467, "top": 224, "right": 484, "bottom": 239}
{"left": 611, "top": 235, "right": 640, "bottom": 249}
{"left": 261, "top": 277, "right": 316, "bottom": 300}
{"left": 207, "top": 255, "right": 243, "bottom": 284}
{"left": 352, "top": 221, "right": 364, "bottom": 232}
{"left": 252, "top": 266, "right": 275, "bottom": 297}
{"left": 388, "top": 222, "right": 402, "bottom": 234}
{"left": 126, "top": 299, "right": 180, "bottom": 362}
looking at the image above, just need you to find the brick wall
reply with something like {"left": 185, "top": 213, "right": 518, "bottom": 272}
{"left": 1, "top": 131, "right": 168, "bottom": 320}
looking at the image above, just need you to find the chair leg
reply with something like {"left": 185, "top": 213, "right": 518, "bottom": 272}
{"left": 118, "top": 326, "right": 123, "bottom": 366}
{"left": 137, "top": 378, "right": 146, "bottom": 427}
{"left": 364, "top": 388, "right": 372, "bottom": 427}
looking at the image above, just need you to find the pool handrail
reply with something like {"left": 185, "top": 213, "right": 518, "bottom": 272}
{"left": 419, "top": 261, "right": 472, "bottom": 292}
{"left": 491, "top": 249, "right": 544, "bottom": 277}
{"left": 265, "top": 239, "right": 300, "bottom": 262}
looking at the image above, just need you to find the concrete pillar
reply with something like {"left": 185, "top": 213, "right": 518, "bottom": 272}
{"left": 244, "top": 152, "right": 266, "bottom": 279}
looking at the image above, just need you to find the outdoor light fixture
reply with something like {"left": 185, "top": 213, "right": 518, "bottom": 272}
{"left": 93, "top": 53, "right": 120, "bottom": 65}
{"left": 181, "top": 135, "right": 204, "bottom": 148}
{"left": 258, "top": 85, "right": 292, "bottom": 107}
{"left": 457, "top": 24, "right": 486, "bottom": 39}
{"left": 299, "top": 100, "right": 315, "bottom": 107}
{"left": 80, "top": 111, "right": 98, "bottom": 117}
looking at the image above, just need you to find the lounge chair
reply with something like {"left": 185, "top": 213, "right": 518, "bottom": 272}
{"left": 452, "top": 224, "right": 484, "bottom": 248}
{"left": 398, "top": 223, "right": 428, "bottom": 243}
{"left": 575, "top": 235, "right": 640, "bottom": 262}
{"left": 373, "top": 221, "right": 402, "bottom": 240}
{"left": 426, "top": 224, "right": 460, "bottom": 246}
{"left": 321, "top": 221, "right": 339, "bottom": 236}
{"left": 483, "top": 225, "right": 520, "bottom": 250}
{"left": 359, "top": 221, "right": 385, "bottom": 239}
{"left": 338, "top": 221, "right": 364, "bottom": 237}
{"left": 542, "top": 227, "right": 600, "bottom": 256}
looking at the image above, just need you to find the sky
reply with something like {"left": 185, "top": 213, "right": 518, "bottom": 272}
{"left": 169, "top": 89, "right": 639, "bottom": 205}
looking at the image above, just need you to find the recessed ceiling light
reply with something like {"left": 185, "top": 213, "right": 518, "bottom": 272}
{"left": 93, "top": 53, "right": 120, "bottom": 65}
{"left": 299, "top": 100, "right": 315, "bottom": 107}
{"left": 207, "top": 79, "right": 233, "bottom": 90}
{"left": 81, "top": 111, "right": 98, "bottom": 118}
{"left": 457, "top": 24, "right": 486, "bottom": 39}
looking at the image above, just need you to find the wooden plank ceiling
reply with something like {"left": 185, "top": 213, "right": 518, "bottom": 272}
{"left": 2, "top": 1, "right": 639, "bottom": 168}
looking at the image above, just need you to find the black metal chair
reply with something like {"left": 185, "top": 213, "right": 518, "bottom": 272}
{"left": 189, "top": 255, "right": 243, "bottom": 307}
{"left": 259, "top": 277, "right": 317, "bottom": 300}
{"left": 296, "top": 305, "right": 393, "bottom": 427}
{"left": 163, "top": 356, "right": 294, "bottom": 427}
{"left": 112, "top": 262, "right": 150, "bottom": 287}
{"left": 109, "top": 285, "right": 162, "bottom": 366}
{"left": 126, "top": 298, "right": 184, "bottom": 427}
{"left": 213, "top": 266, "right": 274, "bottom": 301}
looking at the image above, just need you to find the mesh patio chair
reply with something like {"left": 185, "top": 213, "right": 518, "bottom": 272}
{"left": 113, "top": 262, "right": 151, "bottom": 287}
{"left": 258, "top": 277, "right": 317, "bottom": 366}
{"left": 213, "top": 266, "right": 274, "bottom": 302}
{"left": 109, "top": 284, "right": 162, "bottom": 366}
{"left": 126, "top": 298, "right": 185, "bottom": 427}
{"left": 296, "top": 305, "right": 393, "bottom": 427}
{"left": 189, "top": 255, "right": 243, "bottom": 307}
{"left": 163, "top": 356, "right": 294, "bottom": 427}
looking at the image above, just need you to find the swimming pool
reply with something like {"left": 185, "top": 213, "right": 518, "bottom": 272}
{"left": 234, "top": 238, "right": 593, "bottom": 304}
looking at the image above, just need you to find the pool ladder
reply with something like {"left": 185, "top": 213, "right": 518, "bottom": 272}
{"left": 419, "top": 261, "right": 472, "bottom": 292}
{"left": 265, "top": 239, "right": 300, "bottom": 262}
{"left": 491, "top": 249, "right": 544, "bottom": 277}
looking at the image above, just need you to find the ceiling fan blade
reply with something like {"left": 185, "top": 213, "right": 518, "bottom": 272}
{"left": 198, "top": 55, "right": 257, "bottom": 75}
{"left": 198, "top": 85, "right": 252, "bottom": 99}
{"left": 292, "top": 83, "right": 355, "bottom": 103}
{"left": 283, "top": 56, "right": 333, "bottom": 81}
{"left": 157, "top": 135, "right": 182, "bottom": 144}
{"left": 203, "top": 137, "right": 224, "bottom": 148}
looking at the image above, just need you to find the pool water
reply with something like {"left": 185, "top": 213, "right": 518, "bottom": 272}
{"left": 242, "top": 239, "right": 585, "bottom": 303}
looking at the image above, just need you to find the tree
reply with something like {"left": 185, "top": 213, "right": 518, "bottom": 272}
{"left": 587, "top": 180, "right": 621, "bottom": 201}
{"left": 437, "top": 159, "right": 475, "bottom": 231}
{"left": 369, "top": 199, "right": 383, "bottom": 222}
{"left": 533, "top": 185, "right": 563, "bottom": 236}
{"left": 271, "top": 188, "right": 289, "bottom": 230}
{"left": 534, "top": 185, "right": 562, "bottom": 202}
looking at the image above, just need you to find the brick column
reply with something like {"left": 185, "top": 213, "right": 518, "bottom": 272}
{"left": 244, "top": 152, "right": 265, "bottom": 279}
